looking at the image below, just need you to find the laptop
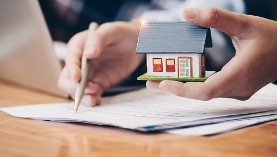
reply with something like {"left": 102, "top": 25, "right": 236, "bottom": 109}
{"left": 0, "top": 0, "right": 67, "bottom": 97}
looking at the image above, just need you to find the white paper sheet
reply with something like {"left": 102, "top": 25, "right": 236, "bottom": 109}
{"left": 167, "top": 114, "right": 277, "bottom": 136}
{"left": 1, "top": 84, "right": 277, "bottom": 133}
{"left": 166, "top": 83, "right": 277, "bottom": 135}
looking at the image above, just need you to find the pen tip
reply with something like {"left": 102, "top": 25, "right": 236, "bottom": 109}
{"left": 74, "top": 106, "right": 78, "bottom": 114}
{"left": 74, "top": 98, "right": 81, "bottom": 114}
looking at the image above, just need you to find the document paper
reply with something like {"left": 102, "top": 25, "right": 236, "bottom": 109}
{"left": 1, "top": 84, "right": 277, "bottom": 133}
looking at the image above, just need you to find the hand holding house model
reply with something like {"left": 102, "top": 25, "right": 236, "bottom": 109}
{"left": 136, "top": 22, "right": 215, "bottom": 82}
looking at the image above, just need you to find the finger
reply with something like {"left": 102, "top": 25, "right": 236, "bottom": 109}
{"left": 58, "top": 69, "right": 99, "bottom": 99}
{"left": 158, "top": 80, "right": 217, "bottom": 100}
{"left": 146, "top": 81, "right": 160, "bottom": 89}
{"left": 81, "top": 94, "right": 102, "bottom": 106}
{"left": 183, "top": 7, "right": 250, "bottom": 37}
{"left": 147, "top": 79, "right": 219, "bottom": 100}
{"left": 65, "top": 84, "right": 98, "bottom": 100}
{"left": 58, "top": 67, "right": 78, "bottom": 97}
{"left": 81, "top": 82, "right": 103, "bottom": 106}
{"left": 74, "top": 82, "right": 100, "bottom": 99}
{"left": 84, "top": 82, "right": 98, "bottom": 94}
{"left": 67, "top": 64, "right": 81, "bottom": 82}
{"left": 65, "top": 31, "right": 87, "bottom": 81}
{"left": 88, "top": 68, "right": 112, "bottom": 93}
{"left": 83, "top": 22, "right": 128, "bottom": 59}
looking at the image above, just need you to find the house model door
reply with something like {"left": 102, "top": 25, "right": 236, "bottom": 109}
{"left": 178, "top": 57, "right": 192, "bottom": 77}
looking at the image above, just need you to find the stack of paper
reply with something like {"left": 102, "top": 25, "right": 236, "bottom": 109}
{"left": 1, "top": 84, "right": 277, "bottom": 135}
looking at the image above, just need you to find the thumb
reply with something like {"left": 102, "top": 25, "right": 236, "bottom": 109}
{"left": 183, "top": 7, "right": 249, "bottom": 37}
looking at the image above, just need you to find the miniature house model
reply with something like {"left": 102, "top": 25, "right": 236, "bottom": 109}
{"left": 136, "top": 22, "right": 213, "bottom": 81}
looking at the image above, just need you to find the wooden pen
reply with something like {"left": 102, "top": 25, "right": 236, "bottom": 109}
{"left": 74, "top": 22, "right": 99, "bottom": 113}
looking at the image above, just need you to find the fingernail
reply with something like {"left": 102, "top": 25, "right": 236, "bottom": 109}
{"left": 184, "top": 8, "right": 197, "bottom": 19}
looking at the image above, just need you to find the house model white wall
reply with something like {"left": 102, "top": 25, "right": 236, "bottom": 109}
{"left": 147, "top": 53, "right": 204, "bottom": 78}
{"left": 136, "top": 22, "right": 212, "bottom": 81}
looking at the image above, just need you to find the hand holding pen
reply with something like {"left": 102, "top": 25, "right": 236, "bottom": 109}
{"left": 58, "top": 21, "right": 144, "bottom": 108}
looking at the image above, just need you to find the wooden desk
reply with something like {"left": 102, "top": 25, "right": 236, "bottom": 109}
{"left": 0, "top": 81, "right": 277, "bottom": 157}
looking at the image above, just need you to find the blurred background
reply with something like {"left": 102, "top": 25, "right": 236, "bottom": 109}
{"left": 39, "top": 0, "right": 277, "bottom": 91}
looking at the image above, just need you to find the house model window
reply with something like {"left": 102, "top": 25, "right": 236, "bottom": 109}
{"left": 178, "top": 57, "right": 192, "bottom": 77}
{"left": 136, "top": 21, "right": 214, "bottom": 82}
{"left": 166, "top": 59, "right": 175, "bottom": 72}
{"left": 153, "top": 58, "right": 163, "bottom": 72}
